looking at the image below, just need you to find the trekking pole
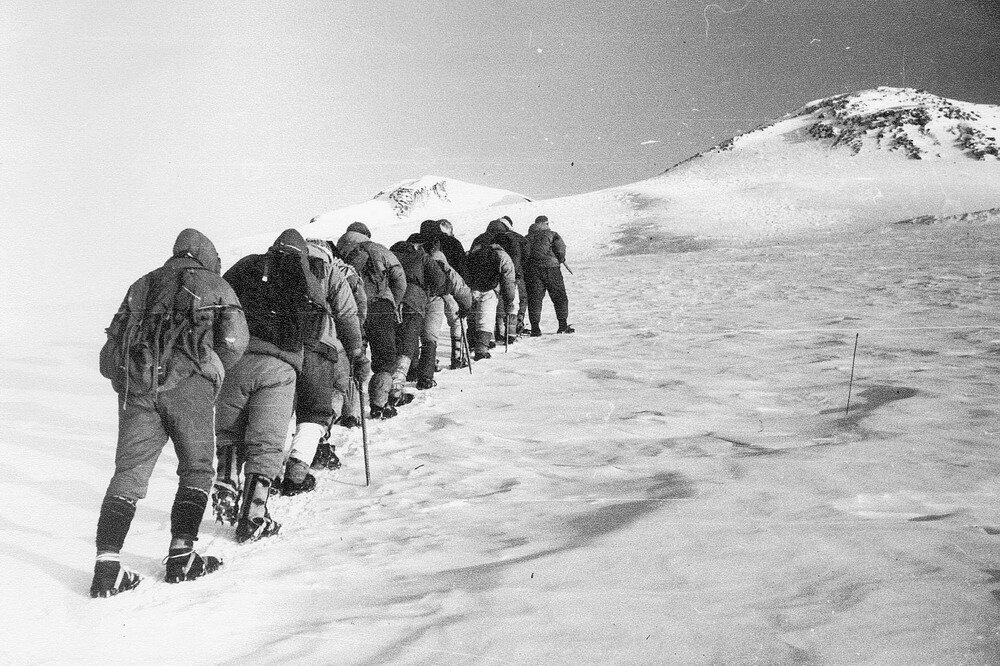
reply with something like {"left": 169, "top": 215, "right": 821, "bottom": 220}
{"left": 845, "top": 333, "right": 859, "bottom": 416}
{"left": 459, "top": 316, "right": 473, "bottom": 375}
{"left": 504, "top": 314, "right": 511, "bottom": 353}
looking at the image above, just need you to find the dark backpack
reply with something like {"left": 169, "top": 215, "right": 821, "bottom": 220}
{"left": 104, "top": 264, "right": 212, "bottom": 398}
{"left": 494, "top": 232, "right": 523, "bottom": 274}
{"left": 466, "top": 246, "right": 501, "bottom": 292}
{"left": 227, "top": 252, "right": 319, "bottom": 352}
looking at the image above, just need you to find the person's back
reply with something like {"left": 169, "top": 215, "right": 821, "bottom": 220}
{"left": 389, "top": 236, "right": 446, "bottom": 404}
{"left": 523, "top": 215, "right": 573, "bottom": 335}
{"left": 335, "top": 222, "right": 408, "bottom": 419}
{"left": 215, "top": 229, "right": 327, "bottom": 543}
{"left": 524, "top": 216, "right": 566, "bottom": 269}
{"left": 465, "top": 243, "right": 517, "bottom": 360}
{"left": 435, "top": 218, "right": 468, "bottom": 281}
{"left": 91, "top": 228, "right": 248, "bottom": 598}
{"left": 279, "top": 239, "right": 366, "bottom": 494}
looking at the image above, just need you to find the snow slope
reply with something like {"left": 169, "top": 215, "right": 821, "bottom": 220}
{"left": 3, "top": 87, "right": 1000, "bottom": 664}
{"left": 228, "top": 88, "right": 999, "bottom": 268}
{"left": 223, "top": 176, "right": 531, "bottom": 264}
{"left": 3, "top": 216, "right": 999, "bottom": 663}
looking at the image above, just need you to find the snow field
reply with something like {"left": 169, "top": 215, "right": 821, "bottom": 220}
{"left": 3, "top": 217, "right": 999, "bottom": 663}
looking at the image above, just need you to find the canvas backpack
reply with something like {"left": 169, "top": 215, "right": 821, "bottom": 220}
{"left": 102, "top": 263, "right": 213, "bottom": 400}
{"left": 466, "top": 246, "right": 501, "bottom": 292}
{"left": 346, "top": 240, "right": 390, "bottom": 299}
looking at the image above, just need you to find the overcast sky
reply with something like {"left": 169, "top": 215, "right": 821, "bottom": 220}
{"left": 2, "top": 0, "right": 998, "bottom": 341}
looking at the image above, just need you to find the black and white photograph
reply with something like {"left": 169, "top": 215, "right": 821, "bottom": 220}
{"left": 2, "top": 1, "right": 999, "bottom": 662}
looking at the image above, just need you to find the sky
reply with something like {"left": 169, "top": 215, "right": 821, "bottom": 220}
{"left": 1, "top": 0, "right": 999, "bottom": 343}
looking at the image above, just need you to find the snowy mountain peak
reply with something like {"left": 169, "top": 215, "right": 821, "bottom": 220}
{"left": 371, "top": 175, "right": 531, "bottom": 218}
{"left": 706, "top": 87, "right": 1000, "bottom": 161}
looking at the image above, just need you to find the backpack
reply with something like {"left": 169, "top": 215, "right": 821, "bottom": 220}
{"left": 346, "top": 240, "right": 389, "bottom": 299}
{"left": 466, "top": 246, "right": 501, "bottom": 292}
{"left": 104, "top": 264, "right": 212, "bottom": 399}
{"left": 494, "top": 232, "right": 523, "bottom": 274}
{"left": 230, "top": 251, "right": 318, "bottom": 352}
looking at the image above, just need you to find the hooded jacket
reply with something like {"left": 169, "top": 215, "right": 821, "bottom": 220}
{"left": 336, "top": 230, "right": 407, "bottom": 306}
{"left": 99, "top": 228, "right": 249, "bottom": 395}
{"left": 389, "top": 240, "right": 447, "bottom": 317}
{"left": 223, "top": 229, "right": 328, "bottom": 372}
{"left": 524, "top": 219, "right": 567, "bottom": 269}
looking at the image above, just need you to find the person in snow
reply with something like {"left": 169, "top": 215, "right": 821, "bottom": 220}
{"left": 389, "top": 234, "right": 447, "bottom": 399}
{"left": 323, "top": 240, "right": 369, "bottom": 439}
{"left": 279, "top": 239, "right": 364, "bottom": 495}
{"left": 336, "top": 222, "right": 408, "bottom": 420}
{"left": 93, "top": 228, "right": 248, "bottom": 597}
{"left": 419, "top": 219, "right": 473, "bottom": 371}
{"left": 524, "top": 215, "right": 573, "bottom": 335}
{"left": 214, "top": 229, "right": 328, "bottom": 543}
{"left": 413, "top": 226, "right": 473, "bottom": 388}
{"left": 436, "top": 218, "right": 469, "bottom": 282}
{"left": 465, "top": 238, "right": 518, "bottom": 360}
{"left": 471, "top": 215, "right": 527, "bottom": 343}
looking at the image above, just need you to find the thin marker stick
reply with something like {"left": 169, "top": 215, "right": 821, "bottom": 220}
{"left": 846, "top": 333, "right": 859, "bottom": 415}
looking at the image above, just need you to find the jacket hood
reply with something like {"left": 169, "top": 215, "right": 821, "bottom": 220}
{"left": 336, "top": 230, "right": 371, "bottom": 257}
{"left": 419, "top": 219, "right": 441, "bottom": 237}
{"left": 528, "top": 219, "right": 550, "bottom": 234}
{"left": 306, "top": 239, "right": 334, "bottom": 265}
{"left": 270, "top": 228, "right": 309, "bottom": 256}
{"left": 486, "top": 219, "right": 509, "bottom": 236}
{"left": 346, "top": 221, "right": 371, "bottom": 237}
{"left": 172, "top": 228, "right": 221, "bottom": 274}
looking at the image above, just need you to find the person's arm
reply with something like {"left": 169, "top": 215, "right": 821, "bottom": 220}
{"left": 382, "top": 249, "right": 408, "bottom": 305}
{"left": 497, "top": 249, "right": 518, "bottom": 314}
{"left": 552, "top": 232, "right": 567, "bottom": 265}
{"left": 330, "top": 273, "right": 363, "bottom": 358}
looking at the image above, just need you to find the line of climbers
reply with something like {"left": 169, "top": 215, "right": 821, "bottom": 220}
{"left": 89, "top": 215, "right": 573, "bottom": 597}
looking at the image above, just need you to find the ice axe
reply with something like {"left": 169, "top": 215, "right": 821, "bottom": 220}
{"left": 459, "top": 316, "right": 473, "bottom": 375}
{"left": 561, "top": 261, "right": 574, "bottom": 275}
{"left": 351, "top": 359, "right": 371, "bottom": 486}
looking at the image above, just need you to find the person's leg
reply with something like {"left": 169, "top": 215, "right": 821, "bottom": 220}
{"left": 417, "top": 298, "right": 444, "bottom": 387}
{"left": 287, "top": 350, "right": 336, "bottom": 489}
{"left": 473, "top": 290, "right": 498, "bottom": 359}
{"left": 545, "top": 266, "right": 571, "bottom": 331}
{"left": 515, "top": 275, "right": 528, "bottom": 334}
{"left": 525, "top": 267, "right": 545, "bottom": 335}
{"left": 212, "top": 354, "right": 253, "bottom": 524}
{"left": 366, "top": 298, "right": 398, "bottom": 413}
{"left": 92, "top": 393, "right": 167, "bottom": 597}
{"left": 237, "top": 355, "right": 296, "bottom": 543}
{"left": 160, "top": 375, "right": 224, "bottom": 582}
{"left": 390, "top": 311, "right": 423, "bottom": 406}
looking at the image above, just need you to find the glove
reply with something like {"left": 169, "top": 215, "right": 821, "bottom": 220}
{"left": 457, "top": 305, "right": 469, "bottom": 319}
